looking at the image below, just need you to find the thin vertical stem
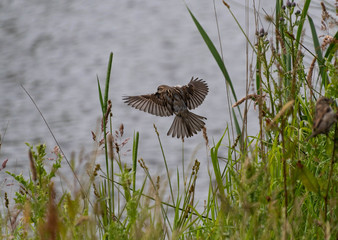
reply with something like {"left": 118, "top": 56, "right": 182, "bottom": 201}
{"left": 324, "top": 124, "right": 338, "bottom": 223}
{"left": 281, "top": 115, "right": 288, "bottom": 239}
{"left": 182, "top": 139, "right": 185, "bottom": 190}
{"left": 154, "top": 124, "right": 175, "bottom": 206}
{"left": 132, "top": 132, "right": 139, "bottom": 192}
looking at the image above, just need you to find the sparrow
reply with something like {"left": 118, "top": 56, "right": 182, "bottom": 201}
{"left": 306, "top": 97, "right": 337, "bottom": 141}
{"left": 123, "top": 77, "right": 208, "bottom": 139}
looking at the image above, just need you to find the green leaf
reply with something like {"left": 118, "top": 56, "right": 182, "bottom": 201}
{"left": 324, "top": 31, "right": 338, "bottom": 62}
{"left": 210, "top": 130, "right": 227, "bottom": 200}
{"left": 186, "top": 6, "right": 238, "bottom": 103}
{"left": 187, "top": 6, "right": 242, "bottom": 138}
{"left": 295, "top": 0, "right": 311, "bottom": 50}
{"left": 232, "top": 108, "right": 241, "bottom": 137}
{"left": 132, "top": 131, "right": 139, "bottom": 192}
{"left": 307, "top": 15, "right": 328, "bottom": 86}
{"left": 104, "top": 52, "right": 114, "bottom": 111}
{"left": 295, "top": 161, "right": 321, "bottom": 196}
{"left": 97, "top": 75, "right": 104, "bottom": 113}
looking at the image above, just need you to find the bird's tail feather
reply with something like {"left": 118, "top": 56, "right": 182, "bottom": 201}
{"left": 167, "top": 111, "right": 206, "bottom": 139}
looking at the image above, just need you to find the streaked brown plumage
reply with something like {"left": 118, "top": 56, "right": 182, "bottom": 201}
{"left": 306, "top": 97, "right": 337, "bottom": 140}
{"left": 123, "top": 77, "right": 208, "bottom": 139}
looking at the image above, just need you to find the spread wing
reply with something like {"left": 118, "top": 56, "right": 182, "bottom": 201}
{"left": 181, "top": 77, "right": 209, "bottom": 110}
{"left": 123, "top": 93, "right": 173, "bottom": 117}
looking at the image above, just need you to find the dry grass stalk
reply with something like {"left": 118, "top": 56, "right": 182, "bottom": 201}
{"left": 232, "top": 93, "right": 266, "bottom": 108}
{"left": 29, "top": 149, "right": 37, "bottom": 182}
{"left": 91, "top": 131, "right": 96, "bottom": 142}
{"left": 101, "top": 100, "right": 112, "bottom": 132}
{"left": 119, "top": 123, "right": 124, "bottom": 137}
{"left": 321, "top": 35, "right": 335, "bottom": 49}
{"left": 4, "top": 192, "right": 9, "bottom": 209}
{"left": 266, "top": 100, "right": 295, "bottom": 130}
{"left": 108, "top": 133, "right": 114, "bottom": 160}
{"left": 1, "top": 158, "right": 8, "bottom": 170}
{"left": 307, "top": 57, "right": 316, "bottom": 100}
{"left": 231, "top": 134, "right": 241, "bottom": 149}
{"left": 320, "top": 2, "right": 338, "bottom": 31}
{"left": 202, "top": 126, "right": 209, "bottom": 148}
{"left": 222, "top": 0, "right": 230, "bottom": 9}
{"left": 40, "top": 182, "right": 58, "bottom": 240}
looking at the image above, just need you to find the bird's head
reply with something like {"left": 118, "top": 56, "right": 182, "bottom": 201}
{"left": 157, "top": 85, "right": 169, "bottom": 94}
{"left": 317, "top": 97, "right": 333, "bottom": 105}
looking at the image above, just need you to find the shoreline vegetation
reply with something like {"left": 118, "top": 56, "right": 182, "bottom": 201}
{"left": 1, "top": 1, "right": 337, "bottom": 239}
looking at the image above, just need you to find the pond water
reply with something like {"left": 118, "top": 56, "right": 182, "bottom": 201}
{"left": 0, "top": 0, "right": 327, "bottom": 206}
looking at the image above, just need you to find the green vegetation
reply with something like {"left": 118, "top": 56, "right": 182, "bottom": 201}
{"left": 1, "top": 0, "right": 337, "bottom": 239}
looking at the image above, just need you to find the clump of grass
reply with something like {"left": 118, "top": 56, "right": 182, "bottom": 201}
{"left": 0, "top": 0, "right": 337, "bottom": 239}
{"left": 1, "top": 144, "right": 97, "bottom": 239}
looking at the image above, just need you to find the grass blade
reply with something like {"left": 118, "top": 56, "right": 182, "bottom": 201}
{"left": 295, "top": 0, "right": 311, "bottom": 50}
{"left": 210, "top": 130, "right": 227, "bottom": 200}
{"left": 132, "top": 131, "right": 139, "bottom": 192}
{"left": 104, "top": 52, "right": 113, "bottom": 112}
{"left": 324, "top": 31, "right": 338, "bottom": 61}
{"left": 307, "top": 15, "right": 328, "bottom": 86}
{"left": 186, "top": 6, "right": 238, "bottom": 103}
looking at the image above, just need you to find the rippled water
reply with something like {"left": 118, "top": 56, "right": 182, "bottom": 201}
{"left": 0, "top": 0, "right": 327, "bottom": 202}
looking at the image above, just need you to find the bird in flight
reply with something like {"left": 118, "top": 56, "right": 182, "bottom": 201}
{"left": 306, "top": 96, "right": 337, "bottom": 140}
{"left": 123, "top": 77, "right": 209, "bottom": 139}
